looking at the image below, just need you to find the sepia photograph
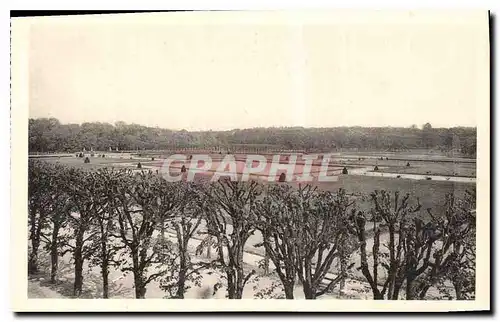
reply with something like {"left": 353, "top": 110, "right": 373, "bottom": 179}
{"left": 9, "top": 10, "right": 490, "bottom": 312}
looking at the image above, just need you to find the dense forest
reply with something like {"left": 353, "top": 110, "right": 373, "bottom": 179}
{"left": 29, "top": 118, "right": 477, "bottom": 156}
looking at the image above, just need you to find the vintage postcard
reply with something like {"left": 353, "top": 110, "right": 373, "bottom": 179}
{"left": 10, "top": 10, "right": 490, "bottom": 312}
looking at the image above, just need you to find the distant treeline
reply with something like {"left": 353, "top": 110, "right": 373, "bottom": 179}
{"left": 29, "top": 118, "right": 477, "bottom": 156}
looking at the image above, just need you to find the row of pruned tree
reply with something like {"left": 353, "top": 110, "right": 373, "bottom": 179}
{"left": 28, "top": 161, "right": 202, "bottom": 298}
{"left": 28, "top": 160, "right": 476, "bottom": 300}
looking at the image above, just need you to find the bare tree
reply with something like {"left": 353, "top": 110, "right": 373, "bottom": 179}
{"left": 255, "top": 184, "right": 298, "bottom": 299}
{"left": 201, "top": 180, "right": 261, "bottom": 299}
{"left": 351, "top": 190, "right": 421, "bottom": 300}
{"left": 256, "top": 186, "right": 356, "bottom": 299}
{"left": 86, "top": 168, "right": 126, "bottom": 298}
{"left": 44, "top": 178, "right": 71, "bottom": 284}
{"left": 159, "top": 182, "right": 206, "bottom": 299}
{"left": 28, "top": 161, "right": 70, "bottom": 280}
{"left": 28, "top": 161, "right": 53, "bottom": 274}
{"left": 112, "top": 171, "right": 186, "bottom": 298}
{"left": 293, "top": 187, "right": 356, "bottom": 299}
{"left": 398, "top": 217, "right": 442, "bottom": 300}
{"left": 412, "top": 191, "right": 476, "bottom": 300}
{"left": 46, "top": 204, "right": 69, "bottom": 284}
{"left": 62, "top": 169, "right": 105, "bottom": 297}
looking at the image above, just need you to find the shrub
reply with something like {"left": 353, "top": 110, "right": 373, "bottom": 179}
{"left": 151, "top": 157, "right": 155, "bottom": 161}
{"left": 102, "top": 154, "right": 105, "bottom": 158}
{"left": 181, "top": 165, "right": 186, "bottom": 173}
{"left": 406, "top": 162, "right": 411, "bottom": 167}
{"left": 79, "top": 152, "right": 84, "bottom": 158}
{"left": 374, "top": 165, "right": 379, "bottom": 171}
{"left": 90, "top": 153, "right": 95, "bottom": 157}
{"left": 84, "top": 157, "right": 90, "bottom": 164}
{"left": 137, "top": 162, "right": 142, "bottom": 169}
{"left": 342, "top": 167, "right": 348, "bottom": 175}
{"left": 278, "top": 172, "right": 286, "bottom": 182}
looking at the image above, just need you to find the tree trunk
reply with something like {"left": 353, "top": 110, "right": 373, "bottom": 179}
{"left": 392, "top": 281, "right": 403, "bottom": 300}
{"left": 176, "top": 271, "right": 186, "bottom": 299}
{"left": 134, "top": 279, "right": 147, "bottom": 299}
{"left": 102, "top": 261, "right": 109, "bottom": 299}
{"left": 132, "top": 252, "right": 146, "bottom": 299}
{"left": 226, "top": 270, "right": 237, "bottom": 299}
{"left": 263, "top": 250, "right": 270, "bottom": 275}
{"left": 28, "top": 218, "right": 42, "bottom": 275}
{"left": 406, "top": 275, "right": 416, "bottom": 300}
{"left": 73, "top": 230, "right": 85, "bottom": 297}
{"left": 28, "top": 241, "right": 39, "bottom": 275}
{"left": 235, "top": 286, "right": 244, "bottom": 299}
{"left": 73, "top": 252, "right": 84, "bottom": 297}
{"left": 100, "top": 220, "right": 110, "bottom": 299}
{"left": 283, "top": 281, "right": 294, "bottom": 299}
{"left": 391, "top": 270, "right": 405, "bottom": 300}
{"left": 101, "top": 243, "right": 109, "bottom": 299}
{"left": 303, "top": 283, "right": 316, "bottom": 299}
{"left": 50, "top": 222, "right": 61, "bottom": 283}
{"left": 235, "top": 265, "right": 245, "bottom": 299}
{"left": 50, "top": 243, "right": 58, "bottom": 283}
{"left": 175, "top": 248, "right": 187, "bottom": 299}
{"left": 340, "top": 259, "right": 346, "bottom": 295}
{"left": 28, "top": 211, "right": 40, "bottom": 275}
{"left": 206, "top": 244, "right": 211, "bottom": 259}
{"left": 454, "top": 281, "right": 464, "bottom": 300}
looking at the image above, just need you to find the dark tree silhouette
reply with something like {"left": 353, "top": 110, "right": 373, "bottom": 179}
{"left": 28, "top": 161, "right": 64, "bottom": 274}
{"left": 201, "top": 180, "right": 261, "bottom": 299}
{"left": 63, "top": 169, "right": 104, "bottom": 296}
{"left": 351, "top": 191, "right": 421, "bottom": 299}
{"left": 112, "top": 171, "right": 187, "bottom": 298}
{"left": 256, "top": 186, "right": 356, "bottom": 299}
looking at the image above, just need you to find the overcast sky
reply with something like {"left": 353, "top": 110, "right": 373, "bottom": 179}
{"left": 26, "top": 11, "right": 488, "bottom": 131}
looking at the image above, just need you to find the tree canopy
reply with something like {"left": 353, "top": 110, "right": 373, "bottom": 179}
{"left": 29, "top": 118, "right": 476, "bottom": 156}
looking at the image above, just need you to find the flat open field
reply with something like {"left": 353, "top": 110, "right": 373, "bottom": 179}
{"left": 296, "top": 175, "right": 472, "bottom": 215}
{"left": 36, "top": 150, "right": 475, "bottom": 217}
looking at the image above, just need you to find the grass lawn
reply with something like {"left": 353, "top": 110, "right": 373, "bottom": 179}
{"left": 341, "top": 159, "right": 475, "bottom": 177}
{"left": 288, "top": 174, "right": 475, "bottom": 216}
